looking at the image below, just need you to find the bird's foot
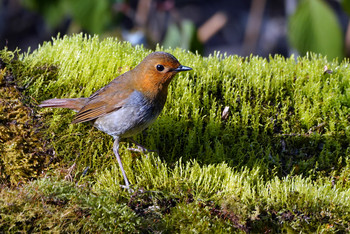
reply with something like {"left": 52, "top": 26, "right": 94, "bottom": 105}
{"left": 127, "top": 138, "right": 159, "bottom": 154}
{"left": 120, "top": 184, "right": 134, "bottom": 193}
{"left": 127, "top": 146, "right": 158, "bottom": 154}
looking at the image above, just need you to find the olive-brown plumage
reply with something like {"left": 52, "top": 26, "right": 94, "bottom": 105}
{"left": 39, "top": 52, "right": 192, "bottom": 191}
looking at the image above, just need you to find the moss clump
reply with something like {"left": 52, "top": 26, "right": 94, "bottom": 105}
{"left": 0, "top": 50, "right": 54, "bottom": 185}
{"left": 14, "top": 34, "right": 349, "bottom": 177}
{"left": 0, "top": 177, "right": 140, "bottom": 233}
{"left": 1, "top": 34, "right": 350, "bottom": 232}
{"left": 1, "top": 156, "right": 349, "bottom": 232}
{"left": 95, "top": 155, "right": 350, "bottom": 232}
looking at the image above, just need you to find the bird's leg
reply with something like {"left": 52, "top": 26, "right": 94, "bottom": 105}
{"left": 113, "top": 137, "right": 133, "bottom": 193}
{"left": 127, "top": 138, "right": 159, "bottom": 154}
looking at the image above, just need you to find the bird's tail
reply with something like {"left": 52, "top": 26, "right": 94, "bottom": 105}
{"left": 39, "top": 98, "right": 87, "bottom": 112}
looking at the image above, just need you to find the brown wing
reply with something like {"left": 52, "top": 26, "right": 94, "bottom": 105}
{"left": 72, "top": 75, "right": 133, "bottom": 124}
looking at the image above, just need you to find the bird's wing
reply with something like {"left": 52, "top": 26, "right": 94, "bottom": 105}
{"left": 72, "top": 78, "right": 132, "bottom": 124}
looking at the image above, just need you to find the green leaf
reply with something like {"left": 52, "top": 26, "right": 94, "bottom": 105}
{"left": 341, "top": 0, "right": 350, "bottom": 15}
{"left": 70, "top": 0, "right": 112, "bottom": 33}
{"left": 163, "top": 23, "right": 182, "bottom": 49}
{"left": 22, "top": 0, "right": 112, "bottom": 33}
{"left": 163, "top": 20, "right": 202, "bottom": 53}
{"left": 288, "top": 0, "right": 344, "bottom": 60}
{"left": 22, "top": 0, "right": 67, "bottom": 28}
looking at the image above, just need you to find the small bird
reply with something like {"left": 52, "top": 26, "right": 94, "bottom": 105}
{"left": 39, "top": 52, "right": 192, "bottom": 191}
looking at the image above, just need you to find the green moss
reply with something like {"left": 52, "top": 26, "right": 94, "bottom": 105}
{"left": 1, "top": 34, "right": 350, "bottom": 232}
{"left": 1, "top": 156, "right": 348, "bottom": 232}
{"left": 10, "top": 34, "right": 348, "bottom": 177}
{"left": 0, "top": 177, "right": 140, "bottom": 233}
{"left": 90, "top": 155, "right": 350, "bottom": 232}
{"left": 0, "top": 50, "right": 54, "bottom": 185}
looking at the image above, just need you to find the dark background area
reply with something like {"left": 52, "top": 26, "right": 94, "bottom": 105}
{"left": 0, "top": 0, "right": 349, "bottom": 58}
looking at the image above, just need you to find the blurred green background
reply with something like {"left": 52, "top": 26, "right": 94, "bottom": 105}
{"left": 1, "top": 0, "right": 350, "bottom": 59}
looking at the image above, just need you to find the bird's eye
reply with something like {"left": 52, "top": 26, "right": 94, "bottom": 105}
{"left": 156, "top": 64, "right": 164, "bottom": 71}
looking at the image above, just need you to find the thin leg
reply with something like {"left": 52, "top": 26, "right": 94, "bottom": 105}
{"left": 127, "top": 138, "right": 159, "bottom": 154}
{"left": 113, "top": 137, "right": 132, "bottom": 193}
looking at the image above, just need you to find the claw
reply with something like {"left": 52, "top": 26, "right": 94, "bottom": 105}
{"left": 127, "top": 138, "right": 159, "bottom": 154}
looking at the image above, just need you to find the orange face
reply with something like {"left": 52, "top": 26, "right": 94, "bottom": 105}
{"left": 132, "top": 52, "right": 192, "bottom": 99}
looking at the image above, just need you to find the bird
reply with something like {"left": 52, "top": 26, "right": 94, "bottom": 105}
{"left": 39, "top": 51, "right": 192, "bottom": 192}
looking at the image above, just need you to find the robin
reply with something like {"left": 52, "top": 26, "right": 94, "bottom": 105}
{"left": 39, "top": 51, "right": 192, "bottom": 191}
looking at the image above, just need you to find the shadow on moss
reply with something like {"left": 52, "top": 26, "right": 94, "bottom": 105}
{"left": 0, "top": 50, "right": 56, "bottom": 185}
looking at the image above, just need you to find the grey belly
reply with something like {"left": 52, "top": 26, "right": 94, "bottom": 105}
{"left": 93, "top": 103, "right": 160, "bottom": 139}
{"left": 92, "top": 90, "right": 165, "bottom": 139}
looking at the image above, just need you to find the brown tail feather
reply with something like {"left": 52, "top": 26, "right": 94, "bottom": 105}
{"left": 39, "top": 98, "right": 87, "bottom": 112}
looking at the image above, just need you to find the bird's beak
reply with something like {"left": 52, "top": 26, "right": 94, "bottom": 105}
{"left": 174, "top": 65, "right": 192, "bottom": 72}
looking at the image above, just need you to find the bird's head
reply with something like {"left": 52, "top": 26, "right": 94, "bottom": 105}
{"left": 132, "top": 52, "right": 192, "bottom": 99}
